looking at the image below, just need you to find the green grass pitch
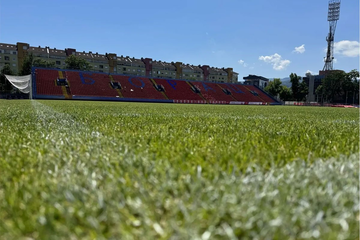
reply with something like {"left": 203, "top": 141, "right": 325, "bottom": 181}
{"left": 0, "top": 100, "right": 358, "bottom": 239}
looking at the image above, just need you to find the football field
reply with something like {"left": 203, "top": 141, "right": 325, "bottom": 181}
{"left": 0, "top": 100, "right": 358, "bottom": 239}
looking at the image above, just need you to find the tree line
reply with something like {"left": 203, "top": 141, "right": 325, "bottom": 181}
{"left": 264, "top": 70, "right": 359, "bottom": 104}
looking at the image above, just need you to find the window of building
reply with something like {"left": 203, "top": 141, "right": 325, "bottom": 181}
{"left": 4, "top": 56, "right": 9, "bottom": 61}
{"left": 133, "top": 69, "right": 135, "bottom": 72}
{"left": 99, "top": 65, "right": 103, "bottom": 69}
{"left": 12, "top": 63, "right": 16, "bottom": 67}
{"left": 13, "top": 58, "right": 16, "bottom": 61}
{"left": 23, "top": 46, "right": 28, "bottom": 50}
{"left": 123, "top": 67, "right": 126, "bottom": 71}
{"left": 56, "top": 61, "right": 61, "bottom": 65}
{"left": 12, "top": 51, "right": 17, "bottom": 55}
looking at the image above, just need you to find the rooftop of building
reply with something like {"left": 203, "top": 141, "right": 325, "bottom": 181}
{"left": 0, "top": 43, "right": 17, "bottom": 50}
{"left": 209, "top": 67, "right": 228, "bottom": 75}
{"left": 181, "top": 64, "right": 202, "bottom": 71}
{"left": 152, "top": 60, "right": 175, "bottom": 70}
{"left": 117, "top": 56, "right": 144, "bottom": 67}
{"left": 76, "top": 51, "right": 107, "bottom": 60}
{"left": 243, "top": 74, "right": 269, "bottom": 81}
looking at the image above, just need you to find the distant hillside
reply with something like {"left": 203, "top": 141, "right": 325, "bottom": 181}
{"left": 280, "top": 77, "right": 291, "bottom": 87}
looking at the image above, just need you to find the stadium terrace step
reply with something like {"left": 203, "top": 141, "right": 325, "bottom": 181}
{"left": 150, "top": 78, "right": 169, "bottom": 100}
{"left": 186, "top": 81, "right": 208, "bottom": 103}
{"left": 109, "top": 75, "right": 123, "bottom": 98}
{"left": 110, "top": 75, "right": 166, "bottom": 100}
{"left": 153, "top": 78, "right": 204, "bottom": 101}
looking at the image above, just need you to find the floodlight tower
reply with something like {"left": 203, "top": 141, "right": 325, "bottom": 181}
{"left": 323, "top": 0, "right": 341, "bottom": 71}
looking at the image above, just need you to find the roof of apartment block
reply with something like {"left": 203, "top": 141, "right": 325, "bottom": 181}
{"left": 117, "top": 56, "right": 144, "bottom": 67}
{"left": 152, "top": 60, "right": 175, "bottom": 70}
{"left": 0, "top": 43, "right": 17, "bottom": 51}
{"left": 209, "top": 67, "right": 228, "bottom": 75}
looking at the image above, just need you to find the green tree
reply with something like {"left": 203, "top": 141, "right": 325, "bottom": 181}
{"left": 279, "top": 85, "right": 293, "bottom": 101}
{"left": 19, "top": 53, "right": 34, "bottom": 76}
{"left": 290, "top": 73, "right": 308, "bottom": 101}
{"left": 264, "top": 78, "right": 282, "bottom": 97}
{"left": 65, "top": 55, "right": 92, "bottom": 71}
{"left": 321, "top": 71, "right": 347, "bottom": 103}
{"left": 345, "top": 69, "right": 359, "bottom": 104}
{"left": 290, "top": 73, "right": 300, "bottom": 100}
{"left": 315, "top": 85, "right": 324, "bottom": 103}
{"left": 33, "top": 59, "right": 56, "bottom": 68}
{"left": 298, "top": 81, "right": 309, "bottom": 102}
{"left": 0, "top": 64, "right": 14, "bottom": 93}
{"left": 20, "top": 53, "right": 58, "bottom": 76}
{"left": 347, "top": 69, "right": 359, "bottom": 81}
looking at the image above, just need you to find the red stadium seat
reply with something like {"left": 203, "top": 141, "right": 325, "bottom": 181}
{"left": 65, "top": 71, "right": 118, "bottom": 97}
{"left": 191, "top": 81, "right": 234, "bottom": 103}
{"left": 153, "top": 78, "right": 203, "bottom": 101}
{"left": 111, "top": 75, "right": 166, "bottom": 100}
{"left": 35, "top": 69, "right": 64, "bottom": 96}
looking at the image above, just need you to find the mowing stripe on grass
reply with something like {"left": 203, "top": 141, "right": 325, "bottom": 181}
{"left": 31, "top": 100, "right": 102, "bottom": 141}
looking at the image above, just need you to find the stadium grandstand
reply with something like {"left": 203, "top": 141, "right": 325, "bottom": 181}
{"left": 1, "top": 42, "right": 279, "bottom": 104}
{"left": 30, "top": 68, "right": 278, "bottom": 104}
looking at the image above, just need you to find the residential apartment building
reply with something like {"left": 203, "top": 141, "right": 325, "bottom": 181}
{"left": 0, "top": 42, "right": 239, "bottom": 83}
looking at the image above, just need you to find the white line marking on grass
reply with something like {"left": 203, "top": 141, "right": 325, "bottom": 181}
{"left": 31, "top": 100, "right": 101, "bottom": 141}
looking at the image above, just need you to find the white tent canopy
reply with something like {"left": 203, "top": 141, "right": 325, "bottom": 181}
{"left": 5, "top": 74, "right": 31, "bottom": 94}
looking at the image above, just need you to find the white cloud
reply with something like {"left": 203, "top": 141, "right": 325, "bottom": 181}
{"left": 238, "top": 59, "right": 248, "bottom": 67}
{"left": 306, "top": 70, "right": 313, "bottom": 74}
{"left": 334, "top": 40, "right": 360, "bottom": 57}
{"left": 293, "top": 44, "right": 305, "bottom": 54}
{"left": 258, "top": 53, "right": 291, "bottom": 70}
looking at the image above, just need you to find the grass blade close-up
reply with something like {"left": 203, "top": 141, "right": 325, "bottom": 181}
{"left": 0, "top": 100, "right": 358, "bottom": 239}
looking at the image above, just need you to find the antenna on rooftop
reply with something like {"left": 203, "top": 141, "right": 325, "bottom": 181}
{"left": 323, "top": 0, "right": 340, "bottom": 71}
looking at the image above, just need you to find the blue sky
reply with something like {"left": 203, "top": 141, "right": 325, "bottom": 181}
{"left": 0, "top": 0, "right": 358, "bottom": 79}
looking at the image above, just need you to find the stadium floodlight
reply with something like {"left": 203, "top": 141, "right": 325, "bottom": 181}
{"left": 323, "top": 0, "right": 341, "bottom": 71}
{"left": 327, "top": 1, "right": 340, "bottom": 21}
